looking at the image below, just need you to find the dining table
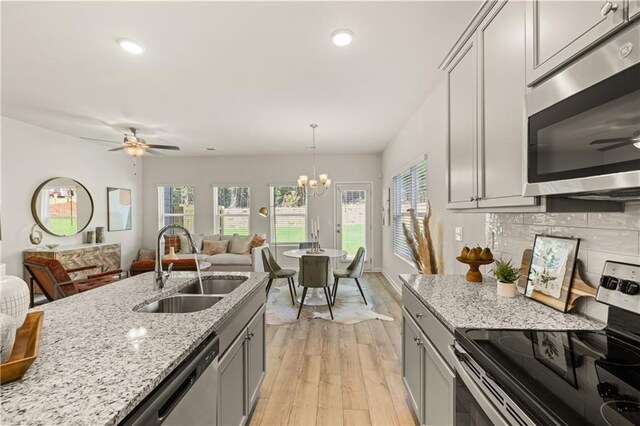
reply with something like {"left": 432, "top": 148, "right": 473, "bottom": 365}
{"left": 282, "top": 248, "right": 347, "bottom": 306}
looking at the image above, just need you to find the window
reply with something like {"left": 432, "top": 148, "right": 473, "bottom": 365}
{"left": 392, "top": 161, "right": 427, "bottom": 261}
{"left": 158, "top": 185, "right": 195, "bottom": 233}
{"left": 270, "top": 185, "right": 307, "bottom": 244}
{"left": 213, "top": 186, "right": 250, "bottom": 235}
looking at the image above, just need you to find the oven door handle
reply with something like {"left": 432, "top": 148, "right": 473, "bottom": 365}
{"left": 450, "top": 346, "right": 509, "bottom": 426}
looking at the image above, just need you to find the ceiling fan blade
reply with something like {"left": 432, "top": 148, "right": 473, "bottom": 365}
{"left": 590, "top": 137, "right": 631, "bottom": 145}
{"left": 108, "top": 146, "right": 126, "bottom": 152}
{"left": 596, "top": 141, "right": 636, "bottom": 152}
{"left": 145, "top": 144, "right": 180, "bottom": 151}
{"left": 145, "top": 148, "right": 164, "bottom": 156}
{"left": 81, "top": 137, "right": 122, "bottom": 145}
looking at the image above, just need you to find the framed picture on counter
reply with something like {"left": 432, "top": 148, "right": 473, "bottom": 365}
{"left": 524, "top": 235, "right": 580, "bottom": 313}
{"left": 107, "top": 187, "right": 132, "bottom": 231}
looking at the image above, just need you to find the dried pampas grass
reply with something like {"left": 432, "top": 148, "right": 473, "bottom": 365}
{"left": 401, "top": 201, "right": 443, "bottom": 274}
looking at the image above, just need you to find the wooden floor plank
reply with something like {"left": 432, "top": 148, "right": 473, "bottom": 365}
{"left": 249, "top": 273, "right": 417, "bottom": 426}
{"left": 340, "top": 327, "right": 370, "bottom": 411}
{"left": 381, "top": 359, "right": 419, "bottom": 426}
{"left": 343, "top": 409, "right": 372, "bottom": 426}
{"left": 368, "top": 320, "right": 399, "bottom": 361}
{"left": 288, "top": 355, "right": 322, "bottom": 426}
{"left": 357, "top": 343, "right": 401, "bottom": 426}
{"left": 316, "top": 374, "right": 343, "bottom": 426}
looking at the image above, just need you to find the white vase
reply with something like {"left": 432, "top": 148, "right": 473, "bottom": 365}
{"left": 164, "top": 246, "right": 179, "bottom": 261}
{"left": 0, "top": 313, "right": 16, "bottom": 363}
{"left": 0, "top": 272, "right": 31, "bottom": 328}
{"left": 497, "top": 280, "right": 516, "bottom": 298}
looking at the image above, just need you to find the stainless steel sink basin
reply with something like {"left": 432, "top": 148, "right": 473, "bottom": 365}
{"left": 178, "top": 276, "right": 247, "bottom": 295}
{"left": 135, "top": 295, "right": 223, "bottom": 313}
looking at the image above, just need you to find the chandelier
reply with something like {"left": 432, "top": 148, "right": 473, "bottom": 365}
{"left": 298, "top": 124, "right": 331, "bottom": 198}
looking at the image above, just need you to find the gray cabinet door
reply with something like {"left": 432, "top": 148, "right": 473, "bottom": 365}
{"left": 477, "top": 0, "right": 537, "bottom": 208}
{"left": 421, "top": 332, "right": 455, "bottom": 426}
{"left": 402, "top": 310, "right": 423, "bottom": 422}
{"left": 246, "top": 307, "right": 266, "bottom": 412}
{"left": 526, "top": 0, "right": 626, "bottom": 85}
{"left": 447, "top": 38, "right": 478, "bottom": 209}
{"left": 631, "top": 0, "right": 640, "bottom": 20}
{"left": 219, "top": 331, "right": 247, "bottom": 426}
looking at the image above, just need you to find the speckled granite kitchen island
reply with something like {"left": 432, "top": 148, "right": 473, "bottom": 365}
{"left": 400, "top": 274, "right": 604, "bottom": 332}
{"left": 0, "top": 271, "right": 268, "bottom": 426}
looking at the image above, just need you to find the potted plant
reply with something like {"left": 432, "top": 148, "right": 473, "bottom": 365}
{"left": 492, "top": 257, "right": 520, "bottom": 298}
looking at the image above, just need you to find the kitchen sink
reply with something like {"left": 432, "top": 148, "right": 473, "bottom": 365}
{"left": 178, "top": 276, "right": 247, "bottom": 296}
{"left": 135, "top": 295, "right": 223, "bottom": 313}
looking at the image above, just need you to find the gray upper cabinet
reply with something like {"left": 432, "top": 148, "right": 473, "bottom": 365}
{"left": 447, "top": 38, "right": 478, "bottom": 209}
{"left": 477, "top": 0, "right": 536, "bottom": 208}
{"left": 526, "top": 0, "right": 626, "bottom": 86}
{"left": 630, "top": 0, "right": 640, "bottom": 19}
{"left": 445, "top": 0, "right": 537, "bottom": 210}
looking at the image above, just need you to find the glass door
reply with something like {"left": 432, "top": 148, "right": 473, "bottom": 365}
{"left": 334, "top": 183, "right": 371, "bottom": 268}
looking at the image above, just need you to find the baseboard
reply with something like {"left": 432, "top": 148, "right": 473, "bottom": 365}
{"left": 380, "top": 270, "right": 402, "bottom": 296}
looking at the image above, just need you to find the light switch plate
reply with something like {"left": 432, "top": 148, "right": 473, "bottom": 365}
{"left": 455, "top": 227, "right": 463, "bottom": 242}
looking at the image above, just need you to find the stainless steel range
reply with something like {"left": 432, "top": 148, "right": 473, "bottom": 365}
{"left": 454, "top": 260, "right": 640, "bottom": 426}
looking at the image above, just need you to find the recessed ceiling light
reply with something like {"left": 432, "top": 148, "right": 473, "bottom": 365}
{"left": 331, "top": 29, "right": 354, "bottom": 47}
{"left": 206, "top": 147, "right": 217, "bottom": 151}
{"left": 118, "top": 38, "right": 144, "bottom": 54}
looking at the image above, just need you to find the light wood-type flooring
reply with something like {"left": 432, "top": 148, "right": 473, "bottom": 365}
{"left": 248, "top": 273, "right": 418, "bottom": 426}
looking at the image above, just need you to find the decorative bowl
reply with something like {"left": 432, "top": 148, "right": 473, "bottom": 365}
{"left": 45, "top": 244, "right": 60, "bottom": 250}
{"left": 456, "top": 257, "right": 494, "bottom": 283}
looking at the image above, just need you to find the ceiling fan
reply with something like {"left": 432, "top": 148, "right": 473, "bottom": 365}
{"left": 81, "top": 127, "right": 180, "bottom": 156}
{"left": 589, "top": 130, "right": 640, "bottom": 152}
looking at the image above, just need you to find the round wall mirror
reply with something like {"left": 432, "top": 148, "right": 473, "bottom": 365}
{"left": 31, "top": 177, "right": 94, "bottom": 237}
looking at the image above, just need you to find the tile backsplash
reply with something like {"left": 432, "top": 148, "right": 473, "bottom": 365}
{"left": 486, "top": 204, "right": 640, "bottom": 322}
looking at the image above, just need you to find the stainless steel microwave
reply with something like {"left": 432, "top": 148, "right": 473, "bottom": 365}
{"left": 524, "top": 24, "right": 640, "bottom": 200}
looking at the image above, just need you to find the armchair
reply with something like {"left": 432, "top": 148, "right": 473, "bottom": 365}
{"left": 23, "top": 256, "right": 125, "bottom": 306}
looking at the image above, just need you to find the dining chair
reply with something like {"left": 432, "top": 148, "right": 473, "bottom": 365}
{"left": 297, "top": 255, "right": 333, "bottom": 319}
{"left": 261, "top": 247, "right": 297, "bottom": 305}
{"left": 299, "top": 242, "right": 314, "bottom": 249}
{"left": 332, "top": 247, "right": 367, "bottom": 306}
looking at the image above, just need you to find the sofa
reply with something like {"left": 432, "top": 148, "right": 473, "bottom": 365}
{"left": 131, "top": 233, "right": 268, "bottom": 274}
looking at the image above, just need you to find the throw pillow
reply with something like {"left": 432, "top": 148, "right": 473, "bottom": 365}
{"left": 164, "top": 235, "right": 181, "bottom": 255}
{"left": 250, "top": 234, "right": 265, "bottom": 250}
{"left": 229, "top": 234, "right": 252, "bottom": 254}
{"left": 138, "top": 248, "right": 156, "bottom": 261}
{"left": 178, "top": 234, "right": 204, "bottom": 254}
{"left": 203, "top": 240, "right": 229, "bottom": 255}
{"left": 202, "top": 234, "right": 221, "bottom": 242}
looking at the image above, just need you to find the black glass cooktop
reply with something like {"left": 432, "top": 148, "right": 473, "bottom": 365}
{"left": 456, "top": 328, "right": 640, "bottom": 426}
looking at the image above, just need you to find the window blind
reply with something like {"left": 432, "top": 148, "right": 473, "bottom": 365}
{"left": 392, "top": 161, "right": 427, "bottom": 262}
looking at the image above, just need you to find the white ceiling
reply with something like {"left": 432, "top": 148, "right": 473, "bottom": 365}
{"left": 2, "top": 1, "right": 479, "bottom": 156}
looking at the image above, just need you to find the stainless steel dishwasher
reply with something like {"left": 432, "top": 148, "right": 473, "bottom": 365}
{"left": 122, "top": 333, "right": 219, "bottom": 426}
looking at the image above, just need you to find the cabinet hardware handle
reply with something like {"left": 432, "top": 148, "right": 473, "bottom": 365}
{"left": 415, "top": 313, "right": 423, "bottom": 318}
{"left": 416, "top": 340, "right": 423, "bottom": 347}
{"left": 248, "top": 331, "right": 255, "bottom": 339}
{"left": 476, "top": 197, "right": 482, "bottom": 201}
{"left": 469, "top": 196, "right": 475, "bottom": 202}
{"left": 413, "top": 337, "right": 420, "bottom": 342}
{"left": 600, "top": 1, "right": 618, "bottom": 16}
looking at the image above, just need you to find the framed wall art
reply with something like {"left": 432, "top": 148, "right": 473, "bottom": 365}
{"left": 107, "top": 188, "right": 132, "bottom": 231}
{"left": 524, "top": 234, "right": 580, "bottom": 312}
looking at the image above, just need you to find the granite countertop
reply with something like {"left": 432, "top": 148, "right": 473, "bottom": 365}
{"left": 0, "top": 271, "right": 268, "bottom": 426}
{"left": 400, "top": 274, "right": 604, "bottom": 333}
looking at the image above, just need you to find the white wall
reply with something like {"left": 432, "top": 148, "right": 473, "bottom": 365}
{"left": 0, "top": 117, "right": 143, "bottom": 276}
{"left": 381, "top": 80, "right": 486, "bottom": 291}
{"left": 141, "top": 153, "right": 383, "bottom": 269}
